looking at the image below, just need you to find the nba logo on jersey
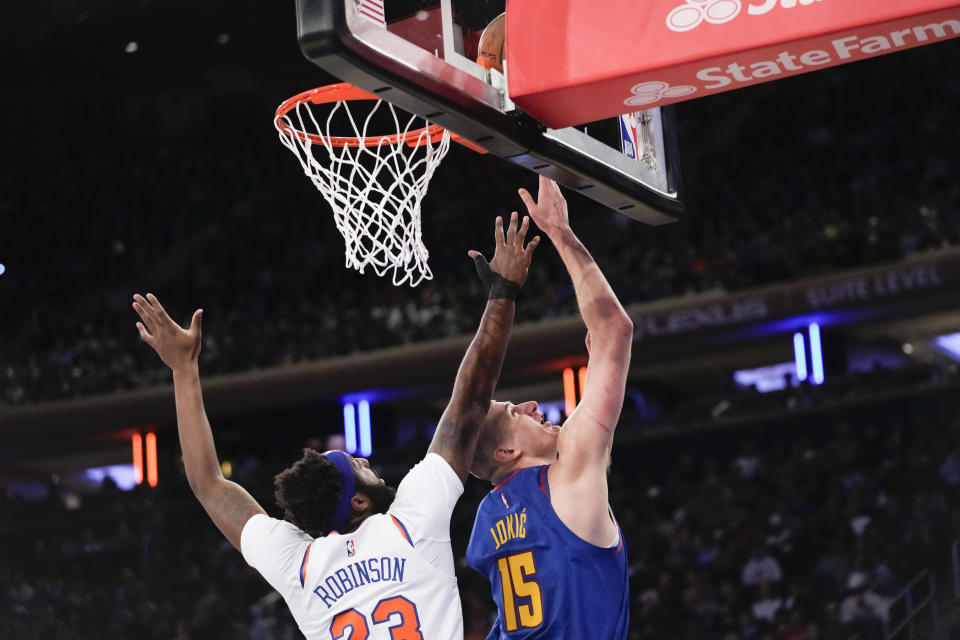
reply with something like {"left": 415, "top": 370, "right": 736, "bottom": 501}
{"left": 346, "top": 540, "right": 356, "bottom": 557}
{"left": 620, "top": 113, "right": 639, "bottom": 160}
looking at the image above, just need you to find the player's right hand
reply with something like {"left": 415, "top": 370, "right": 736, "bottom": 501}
{"left": 132, "top": 293, "right": 203, "bottom": 373}
{"left": 468, "top": 211, "right": 540, "bottom": 286}
{"left": 517, "top": 175, "right": 570, "bottom": 239}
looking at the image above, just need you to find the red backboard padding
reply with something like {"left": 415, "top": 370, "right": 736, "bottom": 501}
{"left": 505, "top": 0, "right": 960, "bottom": 128}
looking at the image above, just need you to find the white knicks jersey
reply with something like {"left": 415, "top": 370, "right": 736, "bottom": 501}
{"left": 241, "top": 453, "right": 464, "bottom": 639}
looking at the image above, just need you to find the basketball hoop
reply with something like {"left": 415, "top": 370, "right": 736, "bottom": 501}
{"left": 275, "top": 83, "right": 483, "bottom": 287}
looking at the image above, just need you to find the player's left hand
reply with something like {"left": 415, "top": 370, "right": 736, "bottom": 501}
{"left": 132, "top": 293, "right": 203, "bottom": 373}
{"left": 468, "top": 211, "right": 540, "bottom": 286}
{"left": 518, "top": 175, "right": 570, "bottom": 240}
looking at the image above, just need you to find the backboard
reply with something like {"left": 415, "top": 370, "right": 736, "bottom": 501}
{"left": 295, "top": 0, "right": 684, "bottom": 224}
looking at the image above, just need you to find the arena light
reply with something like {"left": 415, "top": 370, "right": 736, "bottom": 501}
{"left": 145, "top": 432, "right": 158, "bottom": 487}
{"left": 809, "top": 323, "right": 824, "bottom": 385}
{"left": 733, "top": 362, "right": 797, "bottom": 393}
{"left": 540, "top": 401, "right": 564, "bottom": 425}
{"left": 934, "top": 332, "right": 960, "bottom": 360}
{"left": 578, "top": 366, "right": 588, "bottom": 397}
{"left": 0, "top": 263, "right": 5, "bottom": 276}
{"left": 358, "top": 400, "right": 372, "bottom": 457}
{"left": 132, "top": 434, "right": 143, "bottom": 485}
{"left": 84, "top": 464, "right": 138, "bottom": 490}
{"left": 793, "top": 332, "right": 808, "bottom": 382}
{"left": 342, "top": 403, "right": 358, "bottom": 454}
{"left": 562, "top": 368, "right": 576, "bottom": 416}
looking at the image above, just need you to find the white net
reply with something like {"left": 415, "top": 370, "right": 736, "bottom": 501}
{"left": 276, "top": 94, "right": 451, "bottom": 287}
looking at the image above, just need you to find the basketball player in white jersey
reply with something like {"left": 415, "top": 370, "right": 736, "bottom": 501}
{"left": 131, "top": 212, "right": 539, "bottom": 639}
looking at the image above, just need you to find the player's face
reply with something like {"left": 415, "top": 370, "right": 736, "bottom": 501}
{"left": 501, "top": 400, "right": 560, "bottom": 459}
{"left": 348, "top": 454, "right": 383, "bottom": 487}
{"left": 348, "top": 454, "right": 397, "bottom": 514}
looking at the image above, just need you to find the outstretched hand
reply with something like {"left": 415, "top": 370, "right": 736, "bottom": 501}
{"left": 132, "top": 293, "right": 203, "bottom": 373}
{"left": 468, "top": 211, "right": 540, "bottom": 286}
{"left": 517, "top": 175, "right": 570, "bottom": 238}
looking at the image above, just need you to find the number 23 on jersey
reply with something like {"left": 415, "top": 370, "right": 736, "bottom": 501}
{"left": 330, "top": 595, "right": 424, "bottom": 640}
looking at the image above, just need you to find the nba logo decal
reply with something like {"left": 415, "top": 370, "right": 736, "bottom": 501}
{"left": 346, "top": 540, "right": 356, "bottom": 557}
{"left": 620, "top": 113, "right": 639, "bottom": 160}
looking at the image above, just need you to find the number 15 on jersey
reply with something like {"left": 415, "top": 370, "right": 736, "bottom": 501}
{"left": 496, "top": 551, "right": 544, "bottom": 632}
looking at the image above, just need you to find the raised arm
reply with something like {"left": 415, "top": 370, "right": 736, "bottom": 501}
{"left": 427, "top": 212, "right": 539, "bottom": 482}
{"left": 518, "top": 177, "right": 633, "bottom": 472}
{"left": 133, "top": 293, "right": 265, "bottom": 550}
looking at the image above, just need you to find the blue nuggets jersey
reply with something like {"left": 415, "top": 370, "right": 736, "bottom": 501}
{"left": 466, "top": 465, "right": 629, "bottom": 639}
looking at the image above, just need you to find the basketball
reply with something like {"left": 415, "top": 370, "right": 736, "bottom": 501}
{"left": 476, "top": 12, "right": 505, "bottom": 72}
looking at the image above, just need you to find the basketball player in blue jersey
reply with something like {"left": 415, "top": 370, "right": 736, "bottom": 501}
{"left": 130, "top": 211, "right": 539, "bottom": 639}
{"left": 466, "top": 176, "right": 633, "bottom": 639}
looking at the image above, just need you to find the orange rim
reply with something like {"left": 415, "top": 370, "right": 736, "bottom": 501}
{"left": 275, "top": 82, "right": 486, "bottom": 153}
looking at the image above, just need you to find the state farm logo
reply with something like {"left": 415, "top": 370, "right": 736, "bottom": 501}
{"left": 624, "top": 81, "right": 697, "bottom": 106}
{"left": 667, "top": 0, "right": 822, "bottom": 32}
{"left": 667, "top": 0, "right": 741, "bottom": 32}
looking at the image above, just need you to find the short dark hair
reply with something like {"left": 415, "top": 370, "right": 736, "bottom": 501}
{"left": 472, "top": 404, "right": 510, "bottom": 482}
{"left": 273, "top": 448, "right": 343, "bottom": 538}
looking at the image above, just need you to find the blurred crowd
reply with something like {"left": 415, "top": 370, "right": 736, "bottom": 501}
{"left": 3, "top": 394, "right": 959, "bottom": 639}
{"left": 3, "top": 39, "right": 960, "bottom": 406}
{"left": 613, "top": 418, "right": 958, "bottom": 640}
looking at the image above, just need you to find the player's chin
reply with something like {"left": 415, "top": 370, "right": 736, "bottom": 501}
{"left": 539, "top": 422, "right": 561, "bottom": 436}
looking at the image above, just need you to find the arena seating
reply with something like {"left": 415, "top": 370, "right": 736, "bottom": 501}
{"left": 3, "top": 389, "right": 958, "bottom": 640}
